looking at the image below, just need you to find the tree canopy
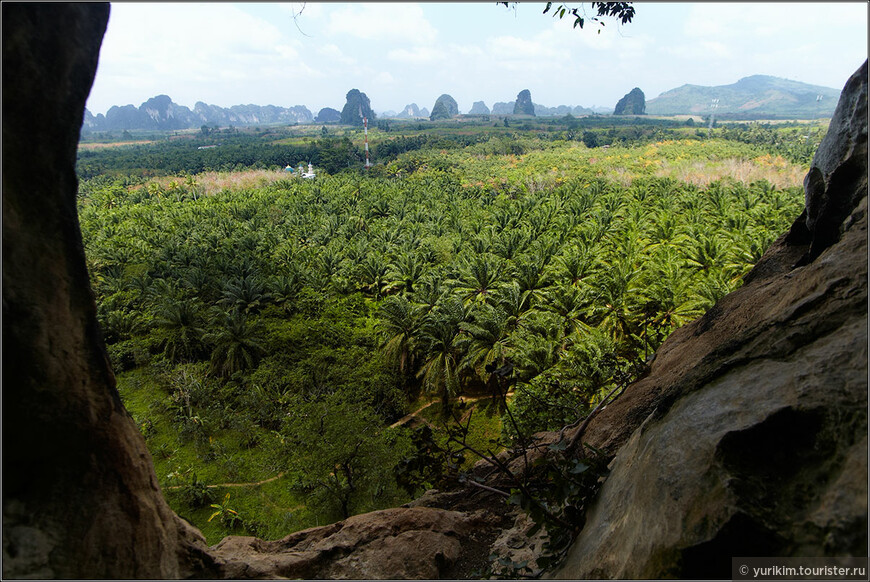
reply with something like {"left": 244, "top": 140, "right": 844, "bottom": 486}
{"left": 500, "top": 2, "right": 635, "bottom": 32}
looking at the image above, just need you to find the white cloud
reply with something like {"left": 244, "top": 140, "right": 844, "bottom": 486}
{"left": 685, "top": 3, "right": 865, "bottom": 42}
{"left": 85, "top": 3, "right": 868, "bottom": 117}
{"left": 374, "top": 72, "right": 395, "bottom": 85}
{"left": 678, "top": 2, "right": 866, "bottom": 88}
{"left": 90, "top": 3, "right": 327, "bottom": 111}
{"left": 387, "top": 46, "right": 441, "bottom": 64}
{"left": 699, "top": 40, "right": 731, "bottom": 59}
{"left": 449, "top": 44, "right": 486, "bottom": 59}
{"left": 327, "top": 3, "right": 437, "bottom": 44}
{"left": 317, "top": 44, "right": 356, "bottom": 66}
{"left": 486, "top": 35, "right": 562, "bottom": 60}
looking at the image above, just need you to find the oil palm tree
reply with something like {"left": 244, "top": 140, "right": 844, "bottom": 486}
{"left": 637, "top": 248, "right": 703, "bottom": 351}
{"left": 376, "top": 294, "right": 427, "bottom": 387}
{"left": 588, "top": 259, "right": 644, "bottom": 345}
{"left": 417, "top": 298, "right": 467, "bottom": 415}
{"left": 456, "top": 304, "right": 513, "bottom": 385}
{"left": 492, "top": 227, "right": 529, "bottom": 261}
{"left": 413, "top": 275, "right": 446, "bottom": 314}
{"left": 512, "top": 258, "right": 551, "bottom": 308}
{"left": 509, "top": 312, "right": 564, "bottom": 382}
{"left": 495, "top": 281, "right": 534, "bottom": 331}
{"left": 555, "top": 243, "right": 598, "bottom": 288}
{"left": 683, "top": 232, "right": 727, "bottom": 273}
{"left": 541, "top": 283, "right": 593, "bottom": 338}
{"left": 219, "top": 274, "right": 268, "bottom": 314}
{"left": 388, "top": 252, "right": 425, "bottom": 295}
{"left": 182, "top": 266, "right": 218, "bottom": 303}
{"left": 451, "top": 254, "right": 505, "bottom": 306}
{"left": 204, "top": 310, "right": 265, "bottom": 378}
{"left": 155, "top": 297, "right": 207, "bottom": 364}
{"left": 269, "top": 268, "right": 304, "bottom": 310}
{"left": 357, "top": 254, "right": 391, "bottom": 299}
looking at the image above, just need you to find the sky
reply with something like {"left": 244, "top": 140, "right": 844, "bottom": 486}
{"left": 85, "top": 2, "right": 868, "bottom": 116}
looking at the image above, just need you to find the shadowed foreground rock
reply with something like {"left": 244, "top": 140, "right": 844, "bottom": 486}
{"left": 2, "top": 3, "right": 866, "bottom": 578}
{"left": 211, "top": 507, "right": 500, "bottom": 579}
{"left": 2, "top": 4, "right": 217, "bottom": 578}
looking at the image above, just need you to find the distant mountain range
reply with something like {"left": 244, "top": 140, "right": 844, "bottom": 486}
{"left": 83, "top": 95, "right": 314, "bottom": 132}
{"left": 646, "top": 75, "right": 840, "bottom": 118}
{"left": 489, "top": 102, "right": 604, "bottom": 116}
{"left": 83, "top": 75, "right": 842, "bottom": 133}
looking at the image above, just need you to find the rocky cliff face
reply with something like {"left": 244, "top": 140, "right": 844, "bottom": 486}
{"left": 396, "top": 103, "right": 424, "bottom": 118}
{"left": 2, "top": 4, "right": 217, "bottom": 578}
{"left": 514, "top": 89, "right": 536, "bottom": 116}
{"left": 613, "top": 87, "right": 646, "bottom": 115}
{"left": 551, "top": 60, "right": 867, "bottom": 579}
{"left": 340, "top": 88, "right": 376, "bottom": 126}
{"left": 469, "top": 101, "right": 491, "bottom": 115}
{"left": 2, "top": 3, "right": 866, "bottom": 578}
{"left": 430, "top": 94, "right": 459, "bottom": 121}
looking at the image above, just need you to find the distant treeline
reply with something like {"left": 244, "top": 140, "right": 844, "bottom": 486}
{"left": 76, "top": 116, "right": 818, "bottom": 180}
{"left": 76, "top": 132, "right": 490, "bottom": 179}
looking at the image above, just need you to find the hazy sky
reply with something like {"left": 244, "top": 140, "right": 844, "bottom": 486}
{"left": 86, "top": 2, "right": 868, "bottom": 116}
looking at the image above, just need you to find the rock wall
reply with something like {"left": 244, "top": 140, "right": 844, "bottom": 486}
{"left": 2, "top": 2, "right": 866, "bottom": 578}
{"left": 551, "top": 60, "right": 867, "bottom": 579}
{"left": 2, "top": 4, "right": 216, "bottom": 578}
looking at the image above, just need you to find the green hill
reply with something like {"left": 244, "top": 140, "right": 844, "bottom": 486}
{"left": 646, "top": 75, "right": 840, "bottom": 119}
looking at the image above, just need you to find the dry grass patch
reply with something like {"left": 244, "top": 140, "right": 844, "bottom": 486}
{"left": 194, "top": 169, "right": 292, "bottom": 195}
{"left": 136, "top": 169, "right": 293, "bottom": 197}
{"left": 656, "top": 157, "right": 806, "bottom": 189}
{"left": 78, "top": 140, "right": 156, "bottom": 150}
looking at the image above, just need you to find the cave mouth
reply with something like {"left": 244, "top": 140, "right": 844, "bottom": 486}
{"left": 4, "top": 3, "right": 868, "bottom": 579}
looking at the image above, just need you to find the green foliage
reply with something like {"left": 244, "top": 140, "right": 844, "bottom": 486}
{"left": 204, "top": 310, "right": 265, "bottom": 378}
{"left": 81, "top": 115, "right": 807, "bottom": 546}
{"left": 582, "top": 131, "right": 599, "bottom": 148}
{"left": 394, "top": 425, "right": 454, "bottom": 496}
{"left": 534, "top": 1, "right": 635, "bottom": 31}
{"left": 208, "top": 493, "right": 244, "bottom": 529}
{"left": 167, "top": 468, "right": 216, "bottom": 508}
{"left": 280, "top": 393, "right": 413, "bottom": 519}
{"left": 510, "top": 442, "right": 613, "bottom": 571}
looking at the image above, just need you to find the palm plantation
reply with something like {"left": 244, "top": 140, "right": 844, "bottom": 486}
{"left": 76, "top": 119, "right": 809, "bottom": 543}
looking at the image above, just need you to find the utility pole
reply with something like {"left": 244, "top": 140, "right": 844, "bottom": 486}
{"left": 707, "top": 98, "right": 719, "bottom": 136}
{"left": 807, "top": 95, "right": 822, "bottom": 144}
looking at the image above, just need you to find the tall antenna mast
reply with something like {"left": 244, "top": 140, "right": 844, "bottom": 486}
{"left": 363, "top": 116, "right": 371, "bottom": 169}
{"left": 359, "top": 105, "right": 371, "bottom": 169}
{"left": 363, "top": 116, "right": 372, "bottom": 170}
